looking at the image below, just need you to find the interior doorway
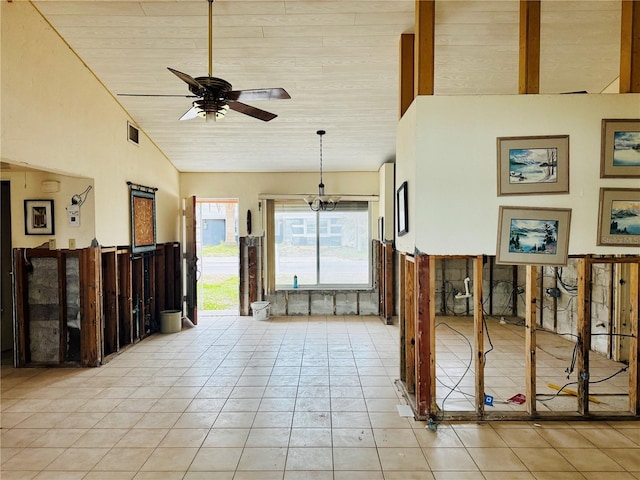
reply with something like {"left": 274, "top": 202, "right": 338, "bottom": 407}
{"left": 1, "top": 181, "right": 14, "bottom": 360}
{"left": 196, "top": 199, "right": 239, "bottom": 314}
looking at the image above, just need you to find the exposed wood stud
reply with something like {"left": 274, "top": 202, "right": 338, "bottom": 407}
{"left": 474, "top": 255, "right": 485, "bottom": 416}
{"left": 405, "top": 257, "right": 416, "bottom": 393}
{"left": 629, "top": 262, "right": 639, "bottom": 413}
{"left": 577, "top": 256, "right": 592, "bottom": 415}
{"left": 519, "top": 0, "right": 540, "bottom": 94}
{"left": 525, "top": 265, "right": 537, "bottom": 415}
{"left": 399, "top": 253, "right": 407, "bottom": 382}
{"left": 415, "top": 254, "right": 436, "bottom": 418}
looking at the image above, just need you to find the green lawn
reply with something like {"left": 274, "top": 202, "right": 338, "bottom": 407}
{"left": 198, "top": 275, "right": 238, "bottom": 310}
{"left": 202, "top": 243, "right": 239, "bottom": 257}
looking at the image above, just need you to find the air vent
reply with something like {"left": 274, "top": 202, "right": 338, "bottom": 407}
{"left": 127, "top": 121, "right": 139, "bottom": 145}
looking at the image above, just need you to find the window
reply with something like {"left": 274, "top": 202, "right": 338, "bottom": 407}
{"left": 273, "top": 201, "right": 371, "bottom": 288}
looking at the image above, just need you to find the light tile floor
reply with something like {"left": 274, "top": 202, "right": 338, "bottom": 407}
{"left": 1, "top": 313, "right": 638, "bottom": 479}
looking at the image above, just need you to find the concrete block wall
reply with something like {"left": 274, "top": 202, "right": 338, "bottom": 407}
{"left": 265, "top": 289, "right": 379, "bottom": 316}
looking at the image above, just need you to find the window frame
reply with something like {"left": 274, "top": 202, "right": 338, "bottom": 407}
{"left": 271, "top": 200, "right": 373, "bottom": 290}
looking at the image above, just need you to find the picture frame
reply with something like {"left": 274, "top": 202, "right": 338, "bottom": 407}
{"left": 129, "top": 185, "right": 157, "bottom": 253}
{"left": 497, "top": 135, "right": 569, "bottom": 196}
{"left": 600, "top": 119, "right": 640, "bottom": 178}
{"left": 397, "top": 181, "right": 408, "bottom": 236}
{"left": 496, "top": 206, "right": 572, "bottom": 266}
{"left": 24, "top": 199, "right": 55, "bottom": 235}
{"left": 597, "top": 188, "right": 640, "bottom": 246}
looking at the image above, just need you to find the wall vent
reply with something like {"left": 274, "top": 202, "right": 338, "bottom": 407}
{"left": 127, "top": 121, "right": 139, "bottom": 145}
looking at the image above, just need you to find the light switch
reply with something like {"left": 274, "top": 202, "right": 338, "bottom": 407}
{"left": 48, "top": 239, "right": 56, "bottom": 250}
{"left": 69, "top": 238, "right": 76, "bottom": 250}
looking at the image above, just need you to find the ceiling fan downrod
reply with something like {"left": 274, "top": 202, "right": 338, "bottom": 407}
{"left": 208, "top": 0, "right": 214, "bottom": 78}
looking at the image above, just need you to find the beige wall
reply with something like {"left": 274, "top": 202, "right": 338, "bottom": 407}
{"left": 181, "top": 171, "right": 380, "bottom": 237}
{"left": 1, "top": 2, "right": 181, "bottom": 249}
{"left": 396, "top": 93, "right": 640, "bottom": 256}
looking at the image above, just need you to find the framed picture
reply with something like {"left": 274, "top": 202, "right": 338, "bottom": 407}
{"left": 597, "top": 188, "right": 640, "bottom": 246}
{"left": 397, "top": 181, "right": 408, "bottom": 236}
{"left": 600, "top": 119, "right": 640, "bottom": 178}
{"left": 24, "top": 199, "right": 55, "bottom": 235}
{"left": 496, "top": 206, "right": 572, "bottom": 266}
{"left": 497, "top": 135, "right": 569, "bottom": 195}
{"left": 129, "top": 185, "right": 157, "bottom": 253}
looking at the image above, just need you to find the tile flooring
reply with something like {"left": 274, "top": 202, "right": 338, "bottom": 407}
{"left": 1, "top": 313, "right": 639, "bottom": 479}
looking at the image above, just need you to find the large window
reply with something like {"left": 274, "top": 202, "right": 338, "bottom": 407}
{"left": 274, "top": 201, "right": 371, "bottom": 288}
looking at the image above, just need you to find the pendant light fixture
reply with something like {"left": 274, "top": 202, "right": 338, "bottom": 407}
{"left": 304, "top": 129, "right": 340, "bottom": 211}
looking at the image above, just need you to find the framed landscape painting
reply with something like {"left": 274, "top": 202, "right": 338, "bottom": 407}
{"left": 600, "top": 119, "right": 640, "bottom": 178}
{"left": 597, "top": 188, "right": 640, "bottom": 246}
{"left": 496, "top": 206, "right": 572, "bottom": 266}
{"left": 497, "top": 135, "right": 569, "bottom": 196}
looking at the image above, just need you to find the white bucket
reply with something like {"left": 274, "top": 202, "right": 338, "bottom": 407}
{"left": 251, "top": 301, "right": 270, "bottom": 321}
{"left": 160, "top": 309, "right": 182, "bottom": 333}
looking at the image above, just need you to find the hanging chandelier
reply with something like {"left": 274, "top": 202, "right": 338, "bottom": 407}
{"left": 304, "top": 129, "right": 340, "bottom": 211}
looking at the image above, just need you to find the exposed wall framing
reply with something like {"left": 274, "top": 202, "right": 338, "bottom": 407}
{"left": 397, "top": 253, "right": 640, "bottom": 421}
{"left": 13, "top": 242, "right": 181, "bottom": 367}
{"left": 378, "top": 241, "right": 394, "bottom": 324}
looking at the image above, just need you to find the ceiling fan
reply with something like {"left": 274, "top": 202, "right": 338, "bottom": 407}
{"left": 119, "top": 0, "right": 290, "bottom": 122}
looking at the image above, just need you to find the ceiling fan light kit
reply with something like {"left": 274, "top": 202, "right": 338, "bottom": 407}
{"left": 119, "top": 0, "right": 290, "bottom": 123}
{"left": 306, "top": 130, "right": 340, "bottom": 212}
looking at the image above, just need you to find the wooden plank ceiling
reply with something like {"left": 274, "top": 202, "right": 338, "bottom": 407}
{"left": 32, "top": 1, "right": 621, "bottom": 173}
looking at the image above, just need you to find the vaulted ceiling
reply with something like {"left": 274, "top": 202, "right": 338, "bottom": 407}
{"left": 32, "top": 1, "right": 622, "bottom": 173}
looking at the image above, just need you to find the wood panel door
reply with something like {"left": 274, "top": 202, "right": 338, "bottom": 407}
{"left": 184, "top": 196, "right": 198, "bottom": 325}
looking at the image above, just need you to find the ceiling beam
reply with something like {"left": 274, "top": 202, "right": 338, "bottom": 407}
{"left": 519, "top": 0, "right": 540, "bottom": 94}
{"left": 620, "top": 0, "right": 640, "bottom": 93}
{"left": 399, "top": 32, "right": 415, "bottom": 117}
{"left": 414, "top": 0, "right": 435, "bottom": 96}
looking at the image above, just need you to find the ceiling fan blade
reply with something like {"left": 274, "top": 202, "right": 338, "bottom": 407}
{"left": 228, "top": 101, "right": 277, "bottom": 122}
{"left": 179, "top": 105, "right": 200, "bottom": 121}
{"left": 226, "top": 88, "right": 291, "bottom": 101}
{"left": 118, "top": 93, "right": 198, "bottom": 98}
{"left": 167, "top": 67, "right": 204, "bottom": 91}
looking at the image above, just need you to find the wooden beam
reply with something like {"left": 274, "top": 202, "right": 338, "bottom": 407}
{"left": 474, "top": 256, "right": 485, "bottom": 415}
{"left": 620, "top": 0, "right": 640, "bottom": 93}
{"left": 414, "top": 0, "right": 435, "bottom": 96}
{"left": 399, "top": 32, "right": 415, "bottom": 117}
{"left": 577, "top": 256, "right": 592, "bottom": 415}
{"left": 629, "top": 262, "right": 639, "bottom": 413}
{"left": 525, "top": 265, "right": 537, "bottom": 415}
{"left": 519, "top": 0, "right": 541, "bottom": 94}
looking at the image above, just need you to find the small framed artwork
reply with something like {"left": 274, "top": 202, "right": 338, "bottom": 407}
{"left": 397, "top": 181, "right": 408, "bottom": 236}
{"left": 24, "top": 199, "right": 55, "bottom": 235}
{"left": 600, "top": 119, "right": 640, "bottom": 178}
{"left": 597, "top": 188, "right": 640, "bottom": 246}
{"left": 496, "top": 206, "right": 572, "bottom": 266}
{"left": 497, "top": 135, "right": 569, "bottom": 195}
{"left": 129, "top": 183, "right": 157, "bottom": 253}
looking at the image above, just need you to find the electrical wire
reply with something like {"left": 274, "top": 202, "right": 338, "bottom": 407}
{"left": 429, "top": 321, "right": 473, "bottom": 430}
{"left": 537, "top": 366, "right": 629, "bottom": 403}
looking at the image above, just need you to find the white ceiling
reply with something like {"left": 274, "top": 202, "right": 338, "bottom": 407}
{"left": 32, "top": 0, "right": 622, "bottom": 173}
